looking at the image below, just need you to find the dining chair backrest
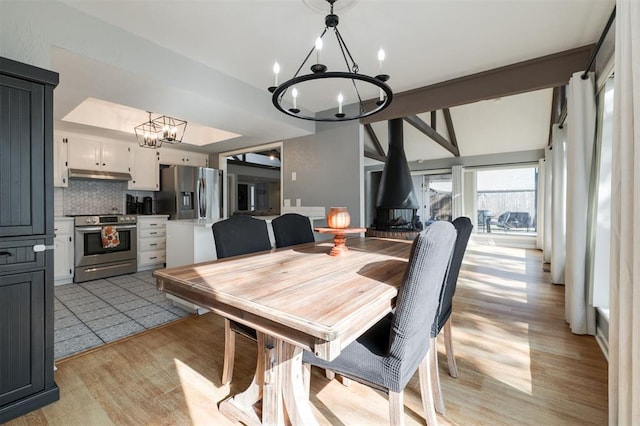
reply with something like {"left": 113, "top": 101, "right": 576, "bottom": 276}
{"left": 212, "top": 215, "right": 271, "bottom": 259}
{"left": 271, "top": 213, "right": 315, "bottom": 248}
{"left": 431, "top": 216, "right": 473, "bottom": 336}
{"left": 385, "top": 221, "right": 457, "bottom": 392}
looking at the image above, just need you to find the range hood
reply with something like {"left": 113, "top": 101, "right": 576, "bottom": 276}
{"left": 68, "top": 168, "right": 132, "bottom": 181}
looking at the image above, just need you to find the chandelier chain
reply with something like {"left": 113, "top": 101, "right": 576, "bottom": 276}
{"left": 334, "top": 26, "right": 365, "bottom": 110}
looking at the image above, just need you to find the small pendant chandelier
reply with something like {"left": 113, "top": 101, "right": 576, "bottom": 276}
{"left": 134, "top": 112, "right": 188, "bottom": 149}
{"left": 268, "top": 0, "right": 393, "bottom": 122}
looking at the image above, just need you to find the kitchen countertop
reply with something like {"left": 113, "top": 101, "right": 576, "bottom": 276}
{"left": 167, "top": 215, "right": 325, "bottom": 228}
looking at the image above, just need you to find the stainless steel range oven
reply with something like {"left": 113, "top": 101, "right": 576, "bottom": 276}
{"left": 73, "top": 215, "right": 137, "bottom": 282}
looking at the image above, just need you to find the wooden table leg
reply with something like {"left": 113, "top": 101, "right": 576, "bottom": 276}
{"left": 219, "top": 333, "right": 266, "bottom": 425}
{"left": 219, "top": 334, "right": 319, "bottom": 426}
{"left": 262, "top": 334, "right": 285, "bottom": 425}
{"left": 281, "top": 342, "right": 319, "bottom": 426}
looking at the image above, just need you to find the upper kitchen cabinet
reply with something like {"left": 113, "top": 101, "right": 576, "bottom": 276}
{"left": 129, "top": 146, "right": 160, "bottom": 191}
{"left": 159, "top": 147, "right": 208, "bottom": 168}
{"left": 67, "top": 138, "right": 130, "bottom": 174}
{"left": 53, "top": 136, "right": 68, "bottom": 187}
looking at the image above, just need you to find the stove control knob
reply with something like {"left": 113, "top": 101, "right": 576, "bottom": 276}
{"left": 92, "top": 217, "right": 99, "bottom": 224}
{"left": 85, "top": 218, "right": 92, "bottom": 224}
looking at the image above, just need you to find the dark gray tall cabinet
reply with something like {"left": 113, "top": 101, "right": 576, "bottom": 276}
{"left": 0, "top": 57, "right": 60, "bottom": 422}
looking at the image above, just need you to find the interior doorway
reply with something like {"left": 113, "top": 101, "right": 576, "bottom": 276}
{"left": 218, "top": 141, "right": 283, "bottom": 218}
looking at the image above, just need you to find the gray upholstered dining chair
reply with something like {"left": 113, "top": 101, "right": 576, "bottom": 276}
{"left": 430, "top": 216, "right": 473, "bottom": 414}
{"left": 212, "top": 215, "right": 272, "bottom": 384}
{"left": 271, "top": 213, "right": 315, "bottom": 248}
{"left": 302, "top": 221, "right": 457, "bottom": 426}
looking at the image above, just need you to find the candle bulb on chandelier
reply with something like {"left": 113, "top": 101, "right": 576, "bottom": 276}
{"left": 338, "top": 93, "right": 344, "bottom": 114}
{"left": 315, "top": 36, "right": 323, "bottom": 64}
{"left": 273, "top": 62, "right": 280, "bottom": 86}
{"left": 292, "top": 87, "right": 298, "bottom": 109}
{"left": 378, "top": 47, "right": 385, "bottom": 70}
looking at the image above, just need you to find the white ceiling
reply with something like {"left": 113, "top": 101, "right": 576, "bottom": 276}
{"left": 43, "top": 0, "right": 614, "bottom": 157}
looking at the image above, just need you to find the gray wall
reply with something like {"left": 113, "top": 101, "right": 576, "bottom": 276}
{"left": 283, "top": 122, "right": 363, "bottom": 226}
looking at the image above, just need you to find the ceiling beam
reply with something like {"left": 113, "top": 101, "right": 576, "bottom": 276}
{"left": 364, "top": 123, "right": 386, "bottom": 158}
{"left": 364, "top": 151, "right": 386, "bottom": 163}
{"left": 430, "top": 111, "right": 437, "bottom": 131}
{"left": 404, "top": 114, "right": 460, "bottom": 157}
{"left": 362, "top": 44, "right": 594, "bottom": 124}
{"left": 442, "top": 108, "right": 458, "bottom": 151}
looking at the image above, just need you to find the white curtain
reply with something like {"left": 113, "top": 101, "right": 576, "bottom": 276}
{"left": 451, "top": 165, "right": 464, "bottom": 219}
{"left": 551, "top": 125, "right": 566, "bottom": 284}
{"left": 565, "top": 71, "right": 597, "bottom": 335}
{"left": 609, "top": 1, "right": 640, "bottom": 423}
{"left": 536, "top": 158, "right": 545, "bottom": 250}
{"left": 543, "top": 147, "right": 553, "bottom": 263}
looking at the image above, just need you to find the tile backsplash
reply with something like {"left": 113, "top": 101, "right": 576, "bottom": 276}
{"left": 56, "top": 180, "right": 154, "bottom": 216}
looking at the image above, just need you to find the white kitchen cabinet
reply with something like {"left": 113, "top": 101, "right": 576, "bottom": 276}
{"left": 53, "top": 136, "right": 68, "bottom": 187}
{"left": 129, "top": 146, "right": 160, "bottom": 191}
{"left": 137, "top": 215, "right": 169, "bottom": 271}
{"left": 54, "top": 218, "right": 74, "bottom": 285}
{"left": 67, "top": 137, "right": 130, "bottom": 173}
{"left": 159, "top": 147, "right": 208, "bottom": 167}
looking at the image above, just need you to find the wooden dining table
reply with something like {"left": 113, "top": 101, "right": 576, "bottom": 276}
{"left": 153, "top": 236, "right": 413, "bottom": 426}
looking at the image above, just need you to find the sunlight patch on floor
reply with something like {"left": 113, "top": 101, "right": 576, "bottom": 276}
{"left": 174, "top": 358, "right": 228, "bottom": 425}
{"left": 457, "top": 313, "right": 533, "bottom": 395}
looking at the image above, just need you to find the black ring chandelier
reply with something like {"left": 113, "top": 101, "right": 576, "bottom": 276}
{"left": 268, "top": 0, "right": 393, "bottom": 122}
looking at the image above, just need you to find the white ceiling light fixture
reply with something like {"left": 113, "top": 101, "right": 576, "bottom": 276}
{"left": 134, "top": 112, "right": 187, "bottom": 149}
{"left": 268, "top": 0, "right": 392, "bottom": 122}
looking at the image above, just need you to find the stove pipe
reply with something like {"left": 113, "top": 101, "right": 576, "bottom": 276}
{"left": 375, "top": 119, "right": 419, "bottom": 209}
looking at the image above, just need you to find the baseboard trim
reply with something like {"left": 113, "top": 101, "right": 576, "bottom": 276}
{"left": 0, "top": 384, "right": 60, "bottom": 423}
{"left": 595, "top": 326, "right": 609, "bottom": 361}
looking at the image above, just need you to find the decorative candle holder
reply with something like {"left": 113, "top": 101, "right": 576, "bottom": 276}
{"left": 327, "top": 207, "right": 350, "bottom": 229}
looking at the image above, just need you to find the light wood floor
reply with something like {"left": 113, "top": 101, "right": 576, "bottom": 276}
{"left": 8, "top": 242, "right": 608, "bottom": 425}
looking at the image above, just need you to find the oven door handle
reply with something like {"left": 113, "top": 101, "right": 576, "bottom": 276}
{"left": 76, "top": 224, "right": 137, "bottom": 232}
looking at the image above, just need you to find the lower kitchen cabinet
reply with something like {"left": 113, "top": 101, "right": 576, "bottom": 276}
{"left": 137, "top": 215, "right": 169, "bottom": 271}
{"left": 54, "top": 218, "right": 74, "bottom": 284}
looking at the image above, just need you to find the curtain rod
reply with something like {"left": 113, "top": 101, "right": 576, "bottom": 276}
{"left": 581, "top": 6, "right": 616, "bottom": 80}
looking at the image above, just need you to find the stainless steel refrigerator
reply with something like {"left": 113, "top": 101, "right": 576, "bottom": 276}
{"left": 157, "top": 165, "right": 222, "bottom": 220}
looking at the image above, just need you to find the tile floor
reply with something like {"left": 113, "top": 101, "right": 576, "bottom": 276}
{"left": 54, "top": 270, "right": 191, "bottom": 359}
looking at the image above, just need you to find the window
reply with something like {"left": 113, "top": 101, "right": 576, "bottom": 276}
{"left": 590, "top": 74, "right": 614, "bottom": 311}
{"left": 475, "top": 167, "right": 538, "bottom": 235}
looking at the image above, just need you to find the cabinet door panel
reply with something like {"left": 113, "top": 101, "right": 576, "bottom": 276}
{"left": 67, "top": 138, "right": 100, "bottom": 169}
{"left": 0, "top": 271, "right": 45, "bottom": 406}
{"left": 129, "top": 147, "right": 159, "bottom": 190}
{"left": 53, "top": 137, "right": 68, "bottom": 187}
{"left": 100, "top": 142, "right": 130, "bottom": 173}
{"left": 0, "top": 76, "right": 45, "bottom": 237}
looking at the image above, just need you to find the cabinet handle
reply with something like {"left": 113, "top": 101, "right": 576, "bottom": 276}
{"left": 0, "top": 251, "right": 12, "bottom": 257}
{"left": 95, "top": 162, "right": 99, "bottom": 165}
{"left": 150, "top": 223, "right": 158, "bottom": 226}
{"left": 102, "top": 163, "right": 106, "bottom": 166}
{"left": 150, "top": 243, "right": 158, "bottom": 247}
{"left": 149, "top": 256, "right": 157, "bottom": 260}
{"left": 149, "top": 232, "right": 157, "bottom": 235}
